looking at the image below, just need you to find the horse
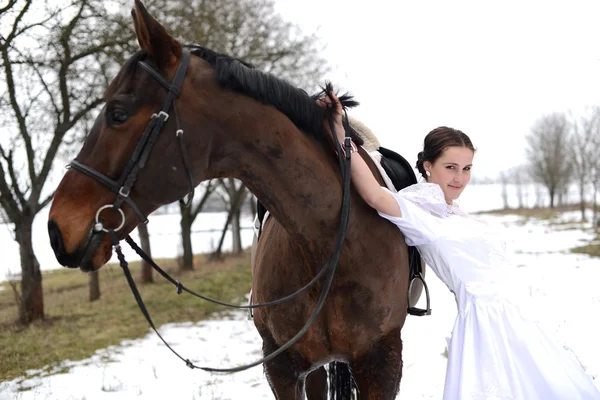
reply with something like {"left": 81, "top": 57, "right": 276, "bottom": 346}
{"left": 47, "top": 1, "right": 413, "bottom": 398}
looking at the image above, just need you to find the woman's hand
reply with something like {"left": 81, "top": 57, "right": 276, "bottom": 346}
{"left": 316, "top": 88, "right": 401, "bottom": 217}
{"left": 316, "top": 91, "right": 345, "bottom": 143}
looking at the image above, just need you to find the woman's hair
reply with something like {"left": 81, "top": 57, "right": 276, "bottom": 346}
{"left": 415, "top": 126, "right": 476, "bottom": 179}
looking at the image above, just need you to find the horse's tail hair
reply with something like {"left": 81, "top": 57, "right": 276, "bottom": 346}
{"left": 328, "top": 361, "right": 357, "bottom": 399}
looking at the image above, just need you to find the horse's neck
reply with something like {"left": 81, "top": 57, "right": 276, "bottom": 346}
{"left": 242, "top": 129, "right": 343, "bottom": 252}
{"left": 187, "top": 86, "right": 382, "bottom": 259}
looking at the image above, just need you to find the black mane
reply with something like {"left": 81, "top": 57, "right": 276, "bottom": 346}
{"left": 188, "top": 45, "right": 359, "bottom": 142}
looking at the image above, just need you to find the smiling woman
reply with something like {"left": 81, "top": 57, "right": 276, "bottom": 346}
{"left": 323, "top": 90, "right": 600, "bottom": 399}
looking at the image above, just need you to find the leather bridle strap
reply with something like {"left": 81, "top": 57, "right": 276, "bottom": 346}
{"left": 68, "top": 50, "right": 193, "bottom": 226}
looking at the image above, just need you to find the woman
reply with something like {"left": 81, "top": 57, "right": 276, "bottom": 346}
{"left": 318, "top": 92, "right": 600, "bottom": 399}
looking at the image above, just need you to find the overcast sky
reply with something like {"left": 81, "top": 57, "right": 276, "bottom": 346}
{"left": 275, "top": 0, "right": 600, "bottom": 180}
{"left": 3, "top": 0, "right": 599, "bottom": 182}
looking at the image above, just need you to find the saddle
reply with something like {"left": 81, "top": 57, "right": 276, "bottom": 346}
{"left": 373, "top": 147, "right": 430, "bottom": 316}
{"left": 254, "top": 145, "right": 431, "bottom": 317}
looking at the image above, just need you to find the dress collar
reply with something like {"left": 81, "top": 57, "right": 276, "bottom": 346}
{"left": 399, "top": 183, "right": 466, "bottom": 217}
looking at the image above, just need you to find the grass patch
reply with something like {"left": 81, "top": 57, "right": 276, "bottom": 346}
{"left": 572, "top": 244, "right": 600, "bottom": 258}
{"left": 482, "top": 204, "right": 583, "bottom": 219}
{"left": 571, "top": 233, "right": 600, "bottom": 258}
{"left": 0, "top": 251, "right": 251, "bottom": 381}
{"left": 482, "top": 204, "right": 596, "bottom": 227}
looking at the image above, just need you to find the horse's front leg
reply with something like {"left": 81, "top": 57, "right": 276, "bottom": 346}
{"left": 305, "top": 366, "right": 328, "bottom": 400}
{"left": 351, "top": 328, "right": 403, "bottom": 399}
{"left": 261, "top": 330, "right": 306, "bottom": 400}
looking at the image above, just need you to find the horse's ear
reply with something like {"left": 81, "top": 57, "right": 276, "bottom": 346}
{"left": 131, "top": 0, "right": 181, "bottom": 69}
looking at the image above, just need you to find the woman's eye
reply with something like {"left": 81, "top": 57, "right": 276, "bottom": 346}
{"left": 446, "top": 165, "right": 455, "bottom": 169}
{"left": 108, "top": 108, "right": 128, "bottom": 124}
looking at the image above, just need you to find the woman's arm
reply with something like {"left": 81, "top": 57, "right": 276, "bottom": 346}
{"left": 318, "top": 92, "right": 401, "bottom": 218}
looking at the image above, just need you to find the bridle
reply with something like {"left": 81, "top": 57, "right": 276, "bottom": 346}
{"left": 68, "top": 49, "right": 195, "bottom": 231}
{"left": 66, "top": 48, "right": 355, "bottom": 373}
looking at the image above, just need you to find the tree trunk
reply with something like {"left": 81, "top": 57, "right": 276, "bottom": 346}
{"left": 89, "top": 270, "right": 100, "bottom": 301}
{"left": 579, "top": 183, "right": 586, "bottom": 222}
{"left": 250, "top": 195, "right": 257, "bottom": 216}
{"left": 180, "top": 205, "right": 194, "bottom": 270}
{"left": 232, "top": 207, "right": 242, "bottom": 254}
{"left": 17, "top": 218, "right": 44, "bottom": 324}
{"left": 549, "top": 188, "right": 555, "bottom": 208}
{"left": 213, "top": 210, "right": 232, "bottom": 260}
{"left": 501, "top": 181, "right": 509, "bottom": 209}
{"left": 137, "top": 223, "right": 154, "bottom": 283}
{"left": 213, "top": 188, "right": 249, "bottom": 259}
{"left": 593, "top": 181, "right": 599, "bottom": 229}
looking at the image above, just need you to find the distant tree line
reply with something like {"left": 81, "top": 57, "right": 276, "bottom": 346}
{"left": 499, "top": 108, "right": 600, "bottom": 227}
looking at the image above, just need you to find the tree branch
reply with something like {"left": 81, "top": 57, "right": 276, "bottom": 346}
{"left": 2, "top": 0, "right": 32, "bottom": 45}
{"left": 12, "top": 47, "right": 62, "bottom": 118}
{"left": 1, "top": 148, "right": 27, "bottom": 208}
{"left": 0, "top": 148, "right": 21, "bottom": 223}
{"left": 11, "top": 10, "right": 63, "bottom": 42}
{"left": 57, "top": 0, "right": 88, "bottom": 125}
{"left": 0, "top": 43, "right": 36, "bottom": 187}
{"left": 70, "top": 40, "right": 133, "bottom": 65}
{"left": 190, "top": 180, "right": 217, "bottom": 221}
{"left": 0, "top": 0, "right": 18, "bottom": 15}
{"left": 32, "top": 96, "right": 104, "bottom": 202}
{"left": 37, "top": 190, "right": 55, "bottom": 213}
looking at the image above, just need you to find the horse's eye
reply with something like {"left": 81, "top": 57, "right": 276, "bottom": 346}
{"left": 108, "top": 108, "right": 129, "bottom": 125}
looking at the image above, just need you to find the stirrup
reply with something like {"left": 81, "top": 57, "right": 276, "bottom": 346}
{"left": 407, "top": 273, "right": 431, "bottom": 316}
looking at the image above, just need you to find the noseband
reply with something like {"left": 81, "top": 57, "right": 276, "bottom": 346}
{"left": 68, "top": 50, "right": 195, "bottom": 231}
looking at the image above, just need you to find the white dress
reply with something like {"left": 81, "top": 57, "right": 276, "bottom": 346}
{"left": 377, "top": 183, "right": 600, "bottom": 400}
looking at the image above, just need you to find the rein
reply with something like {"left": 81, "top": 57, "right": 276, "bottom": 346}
{"left": 69, "top": 47, "right": 355, "bottom": 373}
{"left": 108, "top": 119, "right": 352, "bottom": 372}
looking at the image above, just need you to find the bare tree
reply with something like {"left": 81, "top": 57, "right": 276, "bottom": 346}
{"left": 525, "top": 113, "right": 573, "bottom": 208}
{"left": 570, "top": 107, "right": 600, "bottom": 222}
{"left": 0, "top": 0, "right": 135, "bottom": 323}
{"left": 512, "top": 166, "right": 525, "bottom": 209}
{"left": 212, "top": 178, "right": 250, "bottom": 260}
{"left": 178, "top": 181, "right": 217, "bottom": 270}
{"left": 88, "top": 270, "right": 100, "bottom": 301}
{"left": 137, "top": 223, "right": 153, "bottom": 283}
{"left": 499, "top": 171, "right": 510, "bottom": 209}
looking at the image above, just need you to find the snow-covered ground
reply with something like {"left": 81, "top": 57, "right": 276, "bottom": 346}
{"left": 1, "top": 207, "right": 599, "bottom": 399}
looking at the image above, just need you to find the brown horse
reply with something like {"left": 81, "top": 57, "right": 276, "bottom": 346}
{"left": 47, "top": 1, "right": 412, "bottom": 398}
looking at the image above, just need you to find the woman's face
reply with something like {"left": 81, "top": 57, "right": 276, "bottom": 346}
{"left": 424, "top": 146, "right": 474, "bottom": 204}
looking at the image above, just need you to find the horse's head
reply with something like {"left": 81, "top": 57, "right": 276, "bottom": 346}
{"left": 48, "top": 0, "right": 211, "bottom": 271}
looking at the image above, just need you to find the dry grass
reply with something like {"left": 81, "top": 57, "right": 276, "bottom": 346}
{"left": 482, "top": 204, "right": 585, "bottom": 220}
{"left": 0, "top": 251, "right": 251, "bottom": 381}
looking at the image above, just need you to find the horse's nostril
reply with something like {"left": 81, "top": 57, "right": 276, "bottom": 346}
{"left": 48, "top": 220, "right": 67, "bottom": 263}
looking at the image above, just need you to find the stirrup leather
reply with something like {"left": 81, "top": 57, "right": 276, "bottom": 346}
{"left": 407, "top": 272, "right": 431, "bottom": 316}
{"left": 247, "top": 289, "right": 253, "bottom": 320}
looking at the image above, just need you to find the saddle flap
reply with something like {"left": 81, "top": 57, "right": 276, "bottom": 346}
{"left": 377, "top": 146, "right": 417, "bottom": 191}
